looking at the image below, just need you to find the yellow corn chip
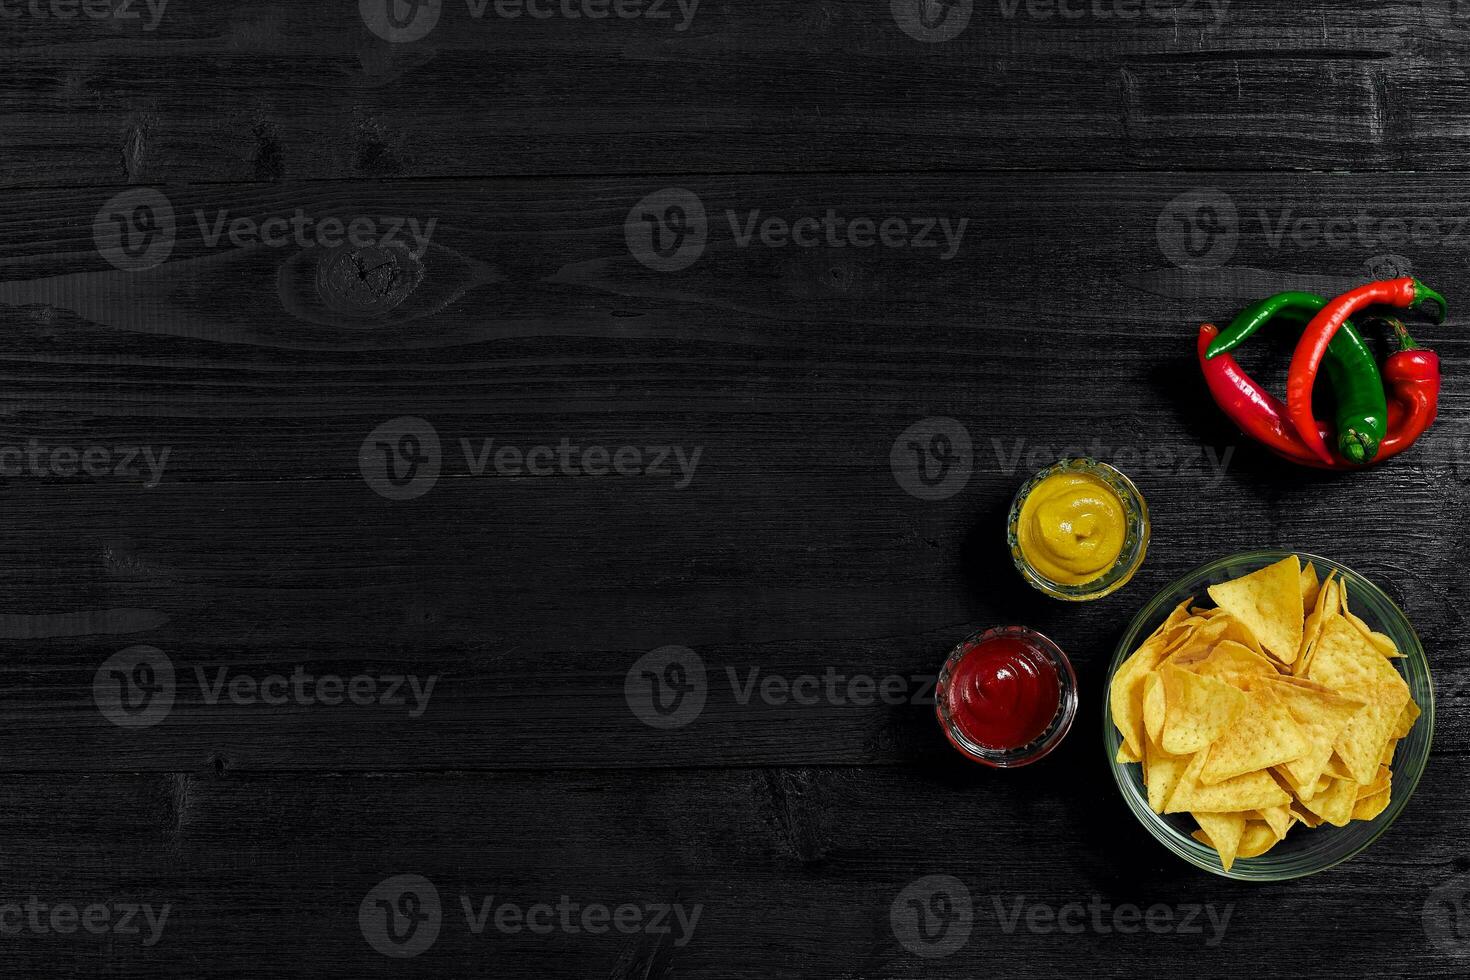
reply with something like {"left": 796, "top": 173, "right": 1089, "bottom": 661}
{"left": 1300, "top": 561, "right": 1320, "bottom": 611}
{"left": 1352, "top": 788, "right": 1391, "bottom": 822}
{"left": 1290, "top": 802, "right": 1323, "bottom": 829}
{"left": 1302, "top": 776, "right": 1356, "bottom": 827}
{"left": 1308, "top": 618, "right": 1410, "bottom": 784}
{"left": 1187, "top": 640, "right": 1278, "bottom": 682}
{"left": 1143, "top": 671, "right": 1165, "bottom": 747}
{"left": 1207, "top": 555, "right": 1303, "bottom": 664}
{"left": 1159, "top": 664, "right": 1247, "bottom": 756}
{"left": 1293, "top": 574, "right": 1339, "bottom": 676}
{"left": 1193, "top": 811, "right": 1247, "bottom": 871}
{"left": 1254, "top": 803, "right": 1292, "bottom": 839}
{"left": 1262, "top": 675, "right": 1366, "bottom": 800}
{"left": 1392, "top": 699, "right": 1421, "bottom": 740}
{"left": 1166, "top": 750, "right": 1290, "bottom": 813}
{"left": 1199, "top": 686, "right": 1312, "bottom": 785}
{"left": 1144, "top": 739, "right": 1191, "bottom": 814}
{"left": 1115, "top": 741, "right": 1141, "bottom": 764}
{"left": 1237, "top": 820, "right": 1285, "bottom": 858}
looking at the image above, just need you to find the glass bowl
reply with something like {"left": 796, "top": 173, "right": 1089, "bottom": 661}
{"left": 1104, "top": 550, "right": 1433, "bottom": 881}
{"left": 1007, "top": 458, "right": 1149, "bottom": 601}
{"left": 936, "top": 626, "right": 1078, "bottom": 768}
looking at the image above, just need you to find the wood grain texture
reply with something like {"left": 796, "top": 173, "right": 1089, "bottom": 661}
{"left": 1, "top": 174, "right": 1468, "bottom": 773}
{"left": 3, "top": 1, "right": 1470, "bottom": 183}
{"left": 1, "top": 765, "right": 1468, "bottom": 977}
{"left": 5, "top": 2, "right": 1470, "bottom": 977}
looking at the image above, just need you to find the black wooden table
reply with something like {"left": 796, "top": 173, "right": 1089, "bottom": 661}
{"left": 3, "top": 2, "right": 1469, "bottom": 977}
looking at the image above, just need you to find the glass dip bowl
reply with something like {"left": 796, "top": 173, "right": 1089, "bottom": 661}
{"left": 1104, "top": 550, "right": 1433, "bottom": 881}
{"left": 1007, "top": 458, "right": 1149, "bottom": 601}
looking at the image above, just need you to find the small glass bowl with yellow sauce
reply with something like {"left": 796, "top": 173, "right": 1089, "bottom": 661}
{"left": 1006, "top": 458, "right": 1149, "bottom": 601}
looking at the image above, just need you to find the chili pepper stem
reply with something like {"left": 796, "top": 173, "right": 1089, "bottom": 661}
{"left": 1340, "top": 429, "right": 1373, "bottom": 464}
{"left": 1412, "top": 280, "right": 1448, "bottom": 323}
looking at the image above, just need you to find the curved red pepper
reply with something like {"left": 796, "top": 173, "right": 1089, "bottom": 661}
{"left": 1197, "top": 324, "right": 1336, "bottom": 469}
{"left": 1286, "top": 277, "right": 1446, "bottom": 464}
{"left": 1372, "top": 318, "right": 1440, "bottom": 463}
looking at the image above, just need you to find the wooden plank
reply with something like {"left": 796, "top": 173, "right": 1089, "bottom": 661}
{"left": 0, "top": 766, "right": 1466, "bottom": 977}
{"left": 0, "top": 173, "right": 1466, "bottom": 770}
{"left": 2, "top": 2, "right": 1469, "bottom": 182}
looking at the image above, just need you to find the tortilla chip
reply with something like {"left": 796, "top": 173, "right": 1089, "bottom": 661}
{"left": 1293, "top": 574, "right": 1339, "bottom": 676}
{"left": 1237, "top": 820, "right": 1285, "bottom": 858}
{"left": 1392, "top": 699, "right": 1421, "bottom": 740}
{"left": 1254, "top": 803, "right": 1293, "bottom": 839}
{"left": 1302, "top": 776, "right": 1356, "bottom": 827}
{"left": 1158, "top": 664, "right": 1247, "bottom": 756}
{"left": 1115, "top": 741, "right": 1141, "bottom": 764}
{"left": 1263, "top": 676, "right": 1366, "bottom": 799}
{"left": 1300, "top": 561, "right": 1321, "bottom": 611}
{"left": 1187, "top": 640, "right": 1279, "bottom": 682}
{"left": 1144, "top": 739, "right": 1190, "bottom": 814}
{"left": 1193, "top": 811, "right": 1248, "bottom": 871}
{"left": 1143, "top": 671, "right": 1165, "bottom": 747}
{"left": 1207, "top": 556, "right": 1304, "bottom": 664}
{"left": 1308, "top": 618, "right": 1410, "bottom": 784}
{"left": 1166, "top": 750, "right": 1291, "bottom": 814}
{"left": 1199, "top": 686, "right": 1312, "bottom": 785}
{"left": 1352, "top": 788, "right": 1391, "bottom": 822}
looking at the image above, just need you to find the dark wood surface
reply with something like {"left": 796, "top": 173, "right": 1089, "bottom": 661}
{"left": 3, "top": 2, "right": 1470, "bottom": 977}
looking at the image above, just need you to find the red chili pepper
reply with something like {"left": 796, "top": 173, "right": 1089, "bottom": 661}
{"left": 1369, "top": 317, "right": 1440, "bottom": 463}
{"left": 1197, "top": 324, "right": 1336, "bottom": 469}
{"left": 1286, "top": 277, "right": 1446, "bottom": 464}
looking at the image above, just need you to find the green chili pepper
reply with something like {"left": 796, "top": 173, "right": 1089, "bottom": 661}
{"left": 1206, "top": 291, "right": 1389, "bottom": 464}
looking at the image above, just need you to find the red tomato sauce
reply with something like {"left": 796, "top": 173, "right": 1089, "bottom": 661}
{"left": 942, "top": 634, "right": 1062, "bottom": 750}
